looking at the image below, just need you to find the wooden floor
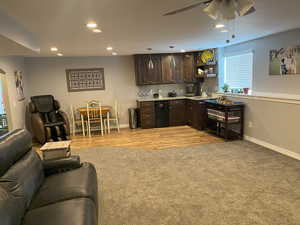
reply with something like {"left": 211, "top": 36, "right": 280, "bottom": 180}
{"left": 70, "top": 126, "right": 224, "bottom": 150}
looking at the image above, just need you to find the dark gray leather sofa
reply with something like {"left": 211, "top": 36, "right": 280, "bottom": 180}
{"left": 0, "top": 129, "right": 98, "bottom": 225}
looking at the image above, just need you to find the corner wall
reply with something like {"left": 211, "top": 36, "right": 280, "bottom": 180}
{"left": 219, "top": 28, "right": 300, "bottom": 98}
{"left": 0, "top": 56, "right": 29, "bottom": 130}
{"left": 218, "top": 28, "right": 300, "bottom": 156}
{"left": 25, "top": 56, "right": 138, "bottom": 127}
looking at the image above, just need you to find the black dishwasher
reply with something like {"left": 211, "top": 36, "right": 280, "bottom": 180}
{"left": 155, "top": 101, "right": 169, "bottom": 127}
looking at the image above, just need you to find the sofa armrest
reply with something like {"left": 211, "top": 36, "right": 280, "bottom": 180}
{"left": 43, "top": 155, "right": 81, "bottom": 176}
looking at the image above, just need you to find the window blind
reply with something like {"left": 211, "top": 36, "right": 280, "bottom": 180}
{"left": 224, "top": 52, "right": 253, "bottom": 89}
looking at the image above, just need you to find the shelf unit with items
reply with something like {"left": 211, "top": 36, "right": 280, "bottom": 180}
{"left": 204, "top": 99, "right": 244, "bottom": 140}
{"left": 195, "top": 49, "right": 218, "bottom": 79}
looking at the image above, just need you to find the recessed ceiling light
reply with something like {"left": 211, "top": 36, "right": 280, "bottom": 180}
{"left": 215, "top": 24, "right": 225, "bottom": 29}
{"left": 112, "top": 52, "right": 118, "bottom": 56}
{"left": 180, "top": 49, "right": 186, "bottom": 53}
{"left": 221, "top": 29, "right": 229, "bottom": 33}
{"left": 86, "top": 22, "right": 97, "bottom": 29}
{"left": 57, "top": 53, "right": 63, "bottom": 56}
{"left": 106, "top": 46, "right": 113, "bottom": 51}
{"left": 92, "top": 29, "right": 102, "bottom": 33}
{"left": 51, "top": 47, "right": 58, "bottom": 52}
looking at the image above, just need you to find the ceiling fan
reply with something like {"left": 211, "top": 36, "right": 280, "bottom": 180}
{"left": 163, "top": 0, "right": 256, "bottom": 21}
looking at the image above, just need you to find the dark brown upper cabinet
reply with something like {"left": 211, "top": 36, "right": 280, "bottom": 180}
{"left": 161, "top": 54, "right": 183, "bottom": 84}
{"left": 134, "top": 49, "right": 217, "bottom": 86}
{"left": 183, "top": 53, "right": 196, "bottom": 83}
{"left": 135, "top": 54, "right": 162, "bottom": 85}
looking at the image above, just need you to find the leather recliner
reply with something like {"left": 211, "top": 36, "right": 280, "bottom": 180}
{"left": 0, "top": 129, "right": 99, "bottom": 225}
{"left": 29, "top": 95, "right": 70, "bottom": 144}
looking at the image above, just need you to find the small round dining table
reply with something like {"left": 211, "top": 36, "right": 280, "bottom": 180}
{"left": 78, "top": 106, "right": 112, "bottom": 135}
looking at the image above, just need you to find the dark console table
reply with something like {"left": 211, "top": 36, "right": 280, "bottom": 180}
{"left": 204, "top": 99, "right": 245, "bottom": 140}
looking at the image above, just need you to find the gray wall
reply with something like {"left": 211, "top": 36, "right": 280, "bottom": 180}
{"left": 229, "top": 97, "right": 300, "bottom": 154}
{"left": 25, "top": 56, "right": 138, "bottom": 126}
{"left": 220, "top": 28, "right": 300, "bottom": 97}
{"left": 0, "top": 56, "right": 29, "bottom": 130}
{"left": 220, "top": 28, "right": 300, "bottom": 154}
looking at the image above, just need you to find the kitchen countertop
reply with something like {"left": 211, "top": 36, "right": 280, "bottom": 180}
{"left": 137, "top": 96, "right": 217, "bottom": 102}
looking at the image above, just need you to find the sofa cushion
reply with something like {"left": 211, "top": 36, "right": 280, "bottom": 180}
{"left": 30, "top": 162, "right": 97, "bottom": 209}
{"left": 22, "top": 198, "right": 97, "bottom": 225}
{"left": 0, "top": 186, "right": 26, "bottom": 225}
{"left": 0, "top": 129, "right": 32, "bottom": 176}
{"left": 0, "top": 150, "right": 44, "bottom": 208}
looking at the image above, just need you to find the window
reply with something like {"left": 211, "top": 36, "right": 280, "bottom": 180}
{"left": 224, "top": 52, "right": 253, "bottom": 89}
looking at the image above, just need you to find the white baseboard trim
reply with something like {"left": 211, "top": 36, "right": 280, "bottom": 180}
{"left": 244, "top": 135, "right": 300, "bottom": 161}
{"left": 104, "top": 124, "right": 129, "bottom": 129}
{"left": 120, "top": 124, "right": 129, "bottom": 129}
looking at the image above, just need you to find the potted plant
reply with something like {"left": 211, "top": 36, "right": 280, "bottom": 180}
{"left": 222, "top": 84, "right": 230, "bottom": 93}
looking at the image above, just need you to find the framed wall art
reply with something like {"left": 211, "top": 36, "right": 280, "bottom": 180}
{"left": 15, "top": 71, "right": 25, "bottom": 101}
{"left": 66, "top": 68, "right": 105, "bottom": 92}
{"left": 269, "top": 46, "right": 300, "bottom": 76}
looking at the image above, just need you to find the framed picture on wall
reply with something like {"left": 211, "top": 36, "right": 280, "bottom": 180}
{"left": 15, "top": 71, "right": 25, "bottom": 101}
{"left": 269, "top": 46, "right": 300, "bottom": 75}
{"left": 66, "top": 68, "right": 105, "bottom": 92}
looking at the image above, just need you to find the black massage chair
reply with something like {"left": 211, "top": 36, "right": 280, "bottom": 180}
{"left": 29, "top": 95, "right": 70, "bottom": 144}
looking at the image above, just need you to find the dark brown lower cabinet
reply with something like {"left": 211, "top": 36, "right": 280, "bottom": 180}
{"left": 169, "top": 100, "right": 186, "bottom": 126}
{"left": 186, "top": 100, "right": 207, "bottom": 130}
{"left": 138, "top": 99, "right": 208, "bottom": 130}
{"left": 138, "top": 101, "right": 155, "bottom": 129}
{"left": 192, "top": 101, "right": 207, "bottom": 130}
{"left": 186, "top": 100, "right": 193, "bottom": 126}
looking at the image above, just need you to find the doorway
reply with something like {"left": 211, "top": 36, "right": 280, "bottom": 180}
{"left": 0, "top": 69, "right": 10, "bottom": 135}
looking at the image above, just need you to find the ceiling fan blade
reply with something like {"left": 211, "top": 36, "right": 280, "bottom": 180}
{"left": 235, "top": 0, "right": 255, "bottom": 16}
{"left": 163, "top": 0, "right": 213, "bottom": 16}
{"left": 0, "top": 69, "right": 5, "bottom": 75}
{"left": 243, "top": 6, "right": 256, "bottom": 16}
{"left": 220, "top": 0, "right": 237, "bottom": 20}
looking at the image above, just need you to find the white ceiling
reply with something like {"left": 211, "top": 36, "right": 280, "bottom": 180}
{"left": 1, "top": 0, "right": 300, "bottom": 56}
{"left": 0, "top": 35, "right": 37, "bottom": 56}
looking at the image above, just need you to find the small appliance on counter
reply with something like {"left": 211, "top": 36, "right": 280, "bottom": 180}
{"left": 185, "top": 84, "right": 195, "bottom": 97}
{"left": 153, "top": 93, "right": 159, "bottom": 98}
{"left": 153, "top": 89, "right": 163, "bottom": 99}
{"left": 168, "top": 90, "right": 177, "bottom": 97}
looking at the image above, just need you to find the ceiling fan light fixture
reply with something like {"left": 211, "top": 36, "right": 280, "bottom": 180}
{"left": 203, "top": 0, "right": 255, "bottom": 21}
{"left": 221, "top": 0, "right": 237, "bottom": 20}
{"left": 163, "top": 0, "right": 256, "bottom": 21}
{"left": 203, "top": 0, "right": 220, "bottom": 20}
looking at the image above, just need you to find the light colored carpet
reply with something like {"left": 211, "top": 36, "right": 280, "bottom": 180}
{"left": 73, "top": 141, "right": 300, "bottom": 225}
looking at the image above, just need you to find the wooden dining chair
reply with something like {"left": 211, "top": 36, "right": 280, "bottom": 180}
{"left": 86, "top": 100, "right": 105, "bottom": 137}
{"left": 104, "top": 100, "right": 120, "bottom": 133}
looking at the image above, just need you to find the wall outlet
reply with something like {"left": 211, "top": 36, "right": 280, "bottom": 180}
{"left": 248, "top": 121, "right": 253, "bottom": 128}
